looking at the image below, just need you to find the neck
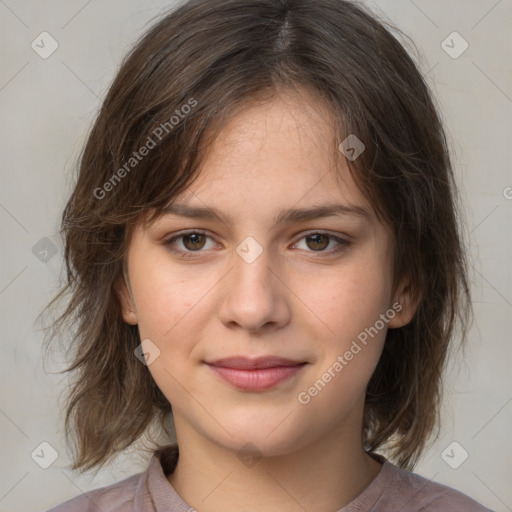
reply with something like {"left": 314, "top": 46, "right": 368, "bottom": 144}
{"left": 167, "top": 414, "right": 382, "bottom": 512}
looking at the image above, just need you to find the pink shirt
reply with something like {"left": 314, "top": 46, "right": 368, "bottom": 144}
{"left": 46, "top": 444, "right": 493, "bottom": 511}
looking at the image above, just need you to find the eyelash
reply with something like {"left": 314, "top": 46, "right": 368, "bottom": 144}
{"left": 163, "top": 230, "right": 351, "bottom": 258}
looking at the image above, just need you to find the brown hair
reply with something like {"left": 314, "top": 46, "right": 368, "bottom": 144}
{"left": 42, "top": 0, "right": 471, "bottom": 473}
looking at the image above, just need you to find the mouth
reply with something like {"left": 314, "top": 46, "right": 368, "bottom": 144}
{"left": 205, "top": 356, "right": 308, "bottom": 391}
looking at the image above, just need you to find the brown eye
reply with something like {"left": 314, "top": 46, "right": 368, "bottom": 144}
{"left": 294, "top": 231, "right": 351, "bottom": 256}
{"left": 305, "top": 234, "right": 330, "bottom": 251}
{"left": 182, "top": 233, "right": 207, "bottom": 251}
{"left": 164, "top": 230, "right": 216, "bottom": 254}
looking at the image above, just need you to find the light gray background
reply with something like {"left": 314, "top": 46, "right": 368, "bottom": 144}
{"left": 0, "top": 1, "right": 511, "bottom": 511}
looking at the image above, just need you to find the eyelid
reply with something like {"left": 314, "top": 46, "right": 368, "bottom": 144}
{"left": 296, "top": 229, "right": 353, "bottom": 243}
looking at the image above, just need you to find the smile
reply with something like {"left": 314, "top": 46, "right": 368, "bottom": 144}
{"left": 205, "top": 356, "right": 308, "bottom": 391}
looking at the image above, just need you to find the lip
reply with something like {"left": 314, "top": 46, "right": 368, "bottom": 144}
{"left": 205, "top": 356, "right": 307, "bottom": 391}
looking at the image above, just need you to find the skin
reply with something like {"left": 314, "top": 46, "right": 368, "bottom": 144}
{"left": 116, "top": 87, "right": 417, "bottom": 512}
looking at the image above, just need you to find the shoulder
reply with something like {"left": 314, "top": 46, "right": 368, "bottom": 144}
{"left": 376, "top": 461, "right": 494, "bottom": 511}
{"left": 45, "top": 472, "right": 143, "bottom": 512}
{"left": 45, "top": 444, "right": 180, "bottom": 512}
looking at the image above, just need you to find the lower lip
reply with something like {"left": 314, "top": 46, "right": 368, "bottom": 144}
{"left": 207, "top": 364, "right": 306, "bottom": 391}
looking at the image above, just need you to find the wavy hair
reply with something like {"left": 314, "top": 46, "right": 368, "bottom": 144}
{"left": 42, "top": 0, "right": 471, "bottom": 473}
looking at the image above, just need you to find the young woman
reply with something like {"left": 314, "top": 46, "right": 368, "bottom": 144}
{"left": 44, "top": 0, "right": 493, "bottom": 510}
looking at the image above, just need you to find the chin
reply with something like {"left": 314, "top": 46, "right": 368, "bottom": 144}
{"left": 204, "top": 418, "right": 317, "bottom": 460}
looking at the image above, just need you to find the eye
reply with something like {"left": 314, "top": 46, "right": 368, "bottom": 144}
{"left": 164, "top": 230, "right": 217, "bottom": 254}
{"left": 163, "top": 230, "right": 351, "bottom": 257}
{"left": 293, "top": 231, "right": 350, "bottom": 255}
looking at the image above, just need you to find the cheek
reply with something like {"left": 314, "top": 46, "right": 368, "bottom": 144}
{"left": 295, "top": 245, "right": 393, "bottom": 405}
{"left": 130, "top": 254, "right": 213, "bottom": 339}
{"left": 130, "top": 258, "right": 212, "bottom": 403}
{"left": 300, "top": 256, "right": 392, "bottom": 341}
{"left": 128, "top": 252, "right": 225, "bottom": 401}
{"left": 296, "top": 270, "right": 390, "bottom": 426}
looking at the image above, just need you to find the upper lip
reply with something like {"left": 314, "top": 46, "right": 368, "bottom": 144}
{"left": 206, "top": 356, "right": 306, "bottom": 370}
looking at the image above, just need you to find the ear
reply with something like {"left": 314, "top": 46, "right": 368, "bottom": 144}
{"left": 387, "top": 280, "right": 421, "bottom": 329}
{"left": 114, "top": 273, "right": 138, "bottom": 325}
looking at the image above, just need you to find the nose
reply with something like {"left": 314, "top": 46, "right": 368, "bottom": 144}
{"left": 217, "top": 243, "right": 291, "bottom": 333}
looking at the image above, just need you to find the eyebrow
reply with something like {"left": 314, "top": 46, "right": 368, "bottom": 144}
{"left": 159, "top": 202, "right": 371, "bottom": 228}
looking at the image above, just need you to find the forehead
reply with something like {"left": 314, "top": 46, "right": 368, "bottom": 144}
{"left": 171, "top": 88, "right": 370, "bottom": 214}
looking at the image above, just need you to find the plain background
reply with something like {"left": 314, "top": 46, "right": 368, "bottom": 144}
{"left": 0, "top": 1, "right": 510, "bottom": 511}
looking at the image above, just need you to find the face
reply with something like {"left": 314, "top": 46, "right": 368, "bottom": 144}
{"left": 117, "top": 88, "right": 415, "bottom": 457}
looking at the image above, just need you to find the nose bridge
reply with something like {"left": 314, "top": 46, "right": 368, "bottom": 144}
{"left": 218, "top": 235, "right": 289, "bottom": 331}
{"left": 231, "top": 234, "right": 275, "bottom": 297}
